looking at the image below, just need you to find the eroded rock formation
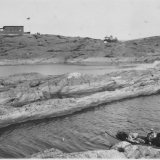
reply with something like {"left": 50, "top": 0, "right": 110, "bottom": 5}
{"left": 111, "top": 141, "right": 160, "bottom": 159}
{"left": 30, "top": 147, "right": 126, "bottom": 159}
{"left": 0, "top": 63, "right": 160, "bottom": 128}
{"left": 30, "top": 141, "right": 160, "bottom": 158}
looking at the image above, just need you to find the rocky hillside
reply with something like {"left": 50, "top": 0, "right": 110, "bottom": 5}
{"left": 1, "top": 34, "right": 160, "bottom": 65}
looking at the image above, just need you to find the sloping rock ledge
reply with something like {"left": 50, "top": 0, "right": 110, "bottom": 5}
{"left": 0, "top": 63, "right": 160, "bottom": 128}
{"left": 30, "top": 141, "right": 160, "bottom": 158}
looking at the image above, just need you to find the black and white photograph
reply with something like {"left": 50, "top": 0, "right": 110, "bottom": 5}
{"left": 0, "top": 0, "right": 160, "bottom": 158}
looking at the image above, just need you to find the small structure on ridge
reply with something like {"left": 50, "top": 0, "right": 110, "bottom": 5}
{"left": 0, "top": 26, "right": 24, "bottom": 35}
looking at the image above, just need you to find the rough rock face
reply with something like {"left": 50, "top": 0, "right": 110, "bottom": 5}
{"left": 111, "top": 141, "right": 160, "bottom": 159}
{"left": 30, "top": 148, "right": 126, "bottom": 159}
{"left": 0, "top": 64, "right": 160, "bottom": 128}
{"left": 30, "top": 141, "right": 160, "bottom": 158}
{"left": 1, "top": 34, "right": 160, "bottom": 65}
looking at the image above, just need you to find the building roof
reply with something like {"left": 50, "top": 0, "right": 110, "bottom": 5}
{"left": 3, "top": 26, "right": 23, "bottom": 28}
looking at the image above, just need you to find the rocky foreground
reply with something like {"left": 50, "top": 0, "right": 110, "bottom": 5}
{"left": 0, "top": 62, "right": 160, "bottom": 128}
{"left": 30, "top": 141, "right": 160, "bottom": 159}
{"left": 1, "top": 34, "right": 160, "bottom": 65}
{"left": 0, "top": 62, "right": 160, "bottom": 158}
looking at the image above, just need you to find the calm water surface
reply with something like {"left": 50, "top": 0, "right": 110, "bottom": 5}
{"left": 0, "top": 94, "right": 160, "bottom": 158}
{"left": 0, "top": 63, "right": 154, "bottom": 76}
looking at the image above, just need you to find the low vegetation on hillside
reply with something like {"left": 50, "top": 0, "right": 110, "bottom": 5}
{"left": 0, "top": 34, "right": 160, "bottom": 62}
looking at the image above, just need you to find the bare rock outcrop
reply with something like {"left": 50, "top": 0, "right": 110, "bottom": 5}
{"left": 1, "top": 67, "right": 160, "bottom": 106}
{"left": 30, "top": 148, "right": 126, "bottom": 159}
{"left": 30, "top": 141, "right": 160, "bottom": 158}
{"left": 0, "top": 65, "right": 160, "bottom": 128}
{"left": 111, "top": 141, "right": 160, "bottom": 159}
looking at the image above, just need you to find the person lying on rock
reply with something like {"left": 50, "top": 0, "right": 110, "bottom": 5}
{"left": 127, "top": 132, "right": 140, "bottom": 143}
{"left": 127, "top": 132, "right": 145, "bottom": 144}
{"left": 147, "top": 129, "right": 156, "bottom": 145}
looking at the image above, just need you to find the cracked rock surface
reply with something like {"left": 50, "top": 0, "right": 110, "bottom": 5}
{"left": 0, "top": 63, "right": 160, "bottom": 128}
{"left": 30, "top": 141, "right": 160, "bottom": 159}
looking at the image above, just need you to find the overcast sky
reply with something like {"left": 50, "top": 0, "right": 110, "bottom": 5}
{"left": 0, "top": 0, "right": 160, "bottom": 40}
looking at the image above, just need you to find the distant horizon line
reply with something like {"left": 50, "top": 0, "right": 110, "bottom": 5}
{"left": 1, "top": 30, "right": 159, "bottom": 41}
{"left": 26, "top": 33, "right": 160, "bottom": 41}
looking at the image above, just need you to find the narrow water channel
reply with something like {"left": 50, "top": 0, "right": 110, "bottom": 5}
{"left": 0, "top": 94, "right": 160, "bottom": 158}
{"left": 0, "top": 63, "right": 154, "bottom": 77}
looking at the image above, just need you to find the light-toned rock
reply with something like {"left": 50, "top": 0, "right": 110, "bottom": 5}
{"left": 30, "top": 141, "right": 160, "bottom": 159}
{"left": 112, "top": 141, "right": 160, "bottom": 159}
{"left": 67, "top": 72, "right": 82, "bottom": 79}
{"left": 30, "top": 148, "right": 126, "bottom": 159}
{"left": 0, "top": 80, "right": 160, "bottom": 128}
{"left": 0, "top": 64, "right": 160, "bottom": 128}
